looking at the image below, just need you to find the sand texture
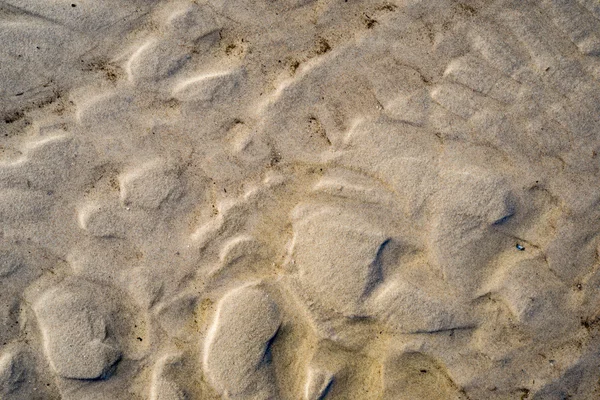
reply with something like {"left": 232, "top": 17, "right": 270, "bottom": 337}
{"left": 2, "top": 0, "right": 600, "bottom": 399}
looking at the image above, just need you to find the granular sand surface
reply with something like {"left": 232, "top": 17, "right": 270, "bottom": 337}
{"left": 2, "top": 1, "right": 600, "bottom": 399}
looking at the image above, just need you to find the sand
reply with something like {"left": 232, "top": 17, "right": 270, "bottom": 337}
{"left": 2, "top": 0, "right": 600, "bottom": 399}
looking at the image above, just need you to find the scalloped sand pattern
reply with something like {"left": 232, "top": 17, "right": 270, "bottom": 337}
{"left": 2, "top": 0, "right": 600, "bottom": 399}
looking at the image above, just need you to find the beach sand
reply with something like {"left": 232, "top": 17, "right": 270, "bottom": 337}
{"left": 2, "top": 0, "right": 600, "bottom": 399}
